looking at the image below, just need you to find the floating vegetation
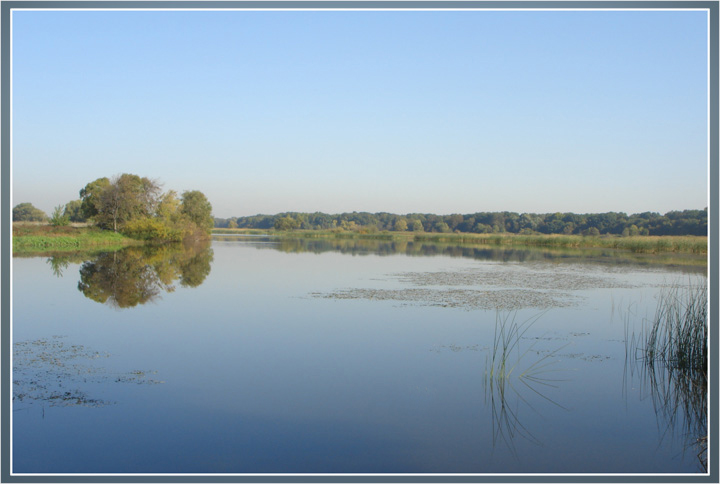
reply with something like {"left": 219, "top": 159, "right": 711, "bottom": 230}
{"left": 312, "top": 262, "right": 647, "bottom": 311}
{"left": 430, "top": 344, "right": 481, "bottom": 353}
{"left": 13, "top": 336, "right": 162, "bottom": 408}
{"left": 393, "top": 264, "right": 640, "bottom": 291}
{"left": 312, "top": 287, "right": 579, "bottom": 311}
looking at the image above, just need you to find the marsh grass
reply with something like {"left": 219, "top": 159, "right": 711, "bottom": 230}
{"left": 484, "top": 312, "right": 568, "bottom": 453}
{"left": 414, "top": 233, "right": 707, "bottom": 254}
{"left": 625, "top": 279, "right": 708, "bottom": 471}
{"left": 643, "top": 281, "right": 707, "bottom": 373}
{"left": 214, "top": 228, "right": 707, "bottom": 254}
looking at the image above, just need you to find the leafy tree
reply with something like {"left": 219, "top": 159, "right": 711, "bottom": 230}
{"left": 156, "top": 190, "right": 181, "bottom": 222}
{"left": 276, "top": 216, "right": 300, "bottom": 231}
{"left": 410, "top": 219, "right": 424, "bottom": 232}
{"left": 434, "top": 221, "right": 451, "bottom": 233}
{"left": 93, "top": 174, "right": 161, "bottom": 232}
{"left": 394, "top": 219, "right": 408, "bottom": 231}
{"left": 63, "top": 200, "right": 86, "bottom": 222}
{"left": 79, "top": 177, "right": 110, "bottom": 220}
{"left": 180, "top": 190, "right": 214, "bottom": 234}
{"left": 13, "top": 202, "right": 47, "bottom": 222}
{"left": 473, "top": 223, "right": 492, "bottom": 234}
{"left": 217, "top": 209, "right": 707, "bottom": 237}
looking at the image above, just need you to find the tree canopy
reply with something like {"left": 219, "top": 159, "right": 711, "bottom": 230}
{"left": 78, "top": 174, "right": 213, "bottom": 241}
{"left": 13, "top": 203, "right": 47, "bottom": 222}
{"left": 215, "top": 208, "right": 707, "bottom": 237}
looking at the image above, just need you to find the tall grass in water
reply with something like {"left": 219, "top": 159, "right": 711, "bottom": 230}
{"left": 628, "top": 279, "right": 708, "bottom": 471}
{"left": 484, "top": 311, "right": 568, "bottom": 454}
{"left": 644, "top": 281, "right": 707, "bottom": 374}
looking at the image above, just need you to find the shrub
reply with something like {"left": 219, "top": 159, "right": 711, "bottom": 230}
{"left": 49, "top": 205, "right": 70, "bottom": 227}
{"left": 122, "top": 218, "right": 182, "bottom": 242}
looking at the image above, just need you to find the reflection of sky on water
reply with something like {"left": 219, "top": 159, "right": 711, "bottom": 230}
{"left": 11, "top": 239, "right": 708, "bottom": 473}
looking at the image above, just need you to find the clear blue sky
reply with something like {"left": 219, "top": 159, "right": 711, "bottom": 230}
{"left": 11, "top": 9, "right": 709, "bottom": 218}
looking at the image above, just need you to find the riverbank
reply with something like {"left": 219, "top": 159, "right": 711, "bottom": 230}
{"left": 212, "top": 228, "right": 708, "bottom": 255}
{"left": 12, "top": 223, "right": 140, "bottom": 254}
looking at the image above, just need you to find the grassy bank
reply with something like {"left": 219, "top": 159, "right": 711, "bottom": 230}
{"left": 212, "top": 228, "right": 707, "bottom": 255}
{"left": 12, "top": 223, "right": 140, "bottom": 253}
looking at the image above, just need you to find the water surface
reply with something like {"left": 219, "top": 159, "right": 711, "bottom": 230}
{"left": 11, "top": 237, "right": 708, "bottom": 474}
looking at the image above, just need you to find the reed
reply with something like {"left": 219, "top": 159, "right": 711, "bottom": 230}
{"left": 643, "top": 281, "right": 707, "bottom": 373}
{"left": 484, "top": 311, "right": 568, "bottom": 452}
{"left": 210, "top": 228, "right": 707, "bottom": 254}
{"left": 625, "top": 279, "right": 708, "bottom": 470}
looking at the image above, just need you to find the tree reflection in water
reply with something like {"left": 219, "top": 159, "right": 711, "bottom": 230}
{"left": 74, "top": 240, "right": 213, "bottom": 308}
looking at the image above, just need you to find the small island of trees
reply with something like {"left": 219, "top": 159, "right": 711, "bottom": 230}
{"left": 13, "top": 173, "right": 213, "bottom": 250}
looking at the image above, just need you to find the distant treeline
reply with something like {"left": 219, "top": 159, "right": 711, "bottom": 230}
{"left": 215, "top": 209, "right": 707, "bottom": 237}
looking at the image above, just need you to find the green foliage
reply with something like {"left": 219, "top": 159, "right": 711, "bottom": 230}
{"left": 95, "top": 174, "right": 162, "bottom": 231}
{"left": 156, "top": 190, "right": 181, "bottom": 221}
{"left": 394, "top": 218, "right": 408, "bottom": 231}
{"left": 12, "top": 225, "right": 134, "bottom": 251}
{"left": 180, "top": 190, "right": 214, "bottom": 234}
{"left": 410, "top": 219, "right": 424, "bottom": 232}
{"left": 63, "top": 200, "right": 86, "bottom": 222}
{"left": 49, "top": 205, "right": 70, "bottom": 227}
{"left": 275, "top": 216, "right": 300, "bottom": 231}
{"left": 13, "top": 202, "right": 47, "bottom": 222}
{"left": 434, "top": 221, "right": 451, "bottom": 233}
{"left": 76, "top": 175, "right": 212, "bottom": 243}
{"left": 79, "top": 177, "right": 110, "bottom": 220}
{"left": 215, "top": 208, "right": 707, "bottom": 237}
{"left": 121, "top": 217, "right": 183, "bottom": 242}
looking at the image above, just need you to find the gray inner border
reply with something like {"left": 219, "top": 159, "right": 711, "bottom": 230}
{"left": 1, "top": 1, "right": 717, "bottom": 483}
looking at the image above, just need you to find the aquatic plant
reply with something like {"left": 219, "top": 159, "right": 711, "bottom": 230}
{"left": 484, "top": 311, "right": 568, "bottom": 453}
{"left": 13, "top": 336, "right": 163, "bottom": 408}
{"left": 625, "top": 279, "right": 708, "bottom": 471}
{"left": 644, "top": 280, "right": 707, "bottom": 373}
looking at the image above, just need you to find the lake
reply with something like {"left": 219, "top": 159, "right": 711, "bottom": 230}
{"left": 11, "top": 236, "right": 708, "bottom": 475}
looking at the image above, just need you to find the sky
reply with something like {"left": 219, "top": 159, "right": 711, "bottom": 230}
{"left": 11, "top": 8, "right": 709, "bottom": 218}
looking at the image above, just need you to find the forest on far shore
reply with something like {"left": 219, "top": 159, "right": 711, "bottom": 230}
{"left": 214, "top": 209, "right": 708, "bottom": 237}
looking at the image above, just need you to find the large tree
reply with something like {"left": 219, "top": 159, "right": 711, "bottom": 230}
{"left": 63, "top": 200, "right": 86, "bottom": 222}
{"left": 79, "top": 177, "right": 110, "bottom": 220}
{"left": 82, "top": 174, "right": 161, "bottom": 232}
{"left": 180, "top": 190, "right": 214, "bottom": 234}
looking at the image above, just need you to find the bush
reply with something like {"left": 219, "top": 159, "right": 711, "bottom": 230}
{"left": 122, "top": 218, "right": 182, "bottom": 242}
{"left": 49, "top": 205, "right": 70, "bottom": 227}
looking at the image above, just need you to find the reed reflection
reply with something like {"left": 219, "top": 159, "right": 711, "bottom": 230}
{"left": 213, "top": 235, "right": 706, "bottom": 272}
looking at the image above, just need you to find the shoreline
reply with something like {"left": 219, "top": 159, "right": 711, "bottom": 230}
{"left": 211, "top": 228, "right": 708, "bottom": 255}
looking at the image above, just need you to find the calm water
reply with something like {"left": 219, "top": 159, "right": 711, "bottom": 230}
{"left": 11, "top": 237, "right": 708, "bottom": 474}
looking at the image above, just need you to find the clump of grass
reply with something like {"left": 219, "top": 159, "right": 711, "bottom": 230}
{"left": 625, "top": 279, "right": 708, "bottom": 470}
{"left": 643, "top": 281, "right": 707, "bottom": 373}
